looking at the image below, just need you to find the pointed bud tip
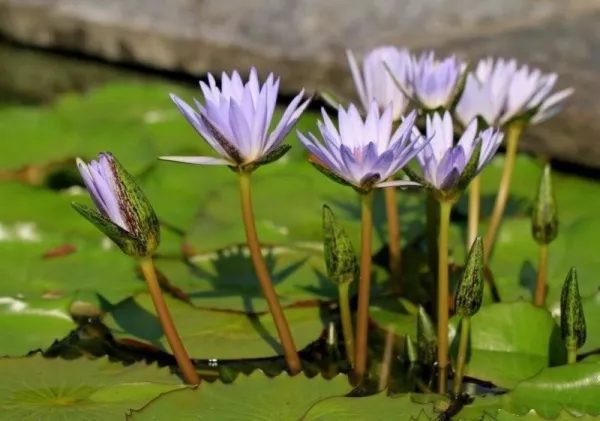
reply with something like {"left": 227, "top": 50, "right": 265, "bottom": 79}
{"left": 322, "top": 204, "right": 358, "bottom": 286}
{"left": 560, "top": 266, "right": 586, "bottom": 350}
{"left": 455, "top": 236, "right": 484, "bottom": 317}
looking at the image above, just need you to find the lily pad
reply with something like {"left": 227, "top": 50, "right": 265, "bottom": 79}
{"left": 449, "top": 301, "right": 566, "bottom": 388}
{"left": 304, "top": 392, "right": 449, "bottom": 420}
{"left": 0, "top": 296, "right": 76, "bottom": 356}
{"left": 127, "top": 371, "right": 352, "bottom": 421}
{"left": 155, "top": 244, "right": 390, "bottom": 313}
{"left": 184, "top": 162, "right": 426, "bottom": 254}
{"left": 574, "top": 291, "right": 600, "bottom": 354}
{"left": 369, "top": 297, "right": 419, "bottom": 339}
{"left": 0, "top": 242, "right": 146, "bottom": 304}
{"left": 0, "top": 355, "right": 186, "bottom": 421}
{"left": 103, "top": 293, "right": 328, "bottom": 359}
{"left": 456, "top": 361, "right": 600, "bottom": 419}
{"left": 475, "top": 217, "right": 600, "bottom": 307}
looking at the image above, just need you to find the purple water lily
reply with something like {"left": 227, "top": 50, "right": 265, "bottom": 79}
{"left": 160, "top": 68, "right": 311, "bottom": 168}
{"left": 77, "top": 154, "right": 128, "bottom": 231}
{"left": 407, "top": 51, "right": 465, "bottom": 110}
{"left": 455, "top": 57, "right": 574, "bottom": 127}
{"left": 347, "top": 46, "right": 412, "bottom": 120}
{"left": 297, "top": 101, "right": 424, "bottom": 191}
{"left": 73, "top": 152, "right": 160, "bottom": 257}
{"left": 414, "top": 112, "right": 503, "bottom": 192}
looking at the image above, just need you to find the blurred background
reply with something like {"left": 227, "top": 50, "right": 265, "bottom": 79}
{"left": 1, "top": 0, "right": 600, "bottom": 170}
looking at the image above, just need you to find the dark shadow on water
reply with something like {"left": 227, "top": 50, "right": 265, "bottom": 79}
{"left": 184, "top": 244, "right": 308, "bottom": 313}
{"left": 519, "top": 260, "right": 537, "bottom": 298}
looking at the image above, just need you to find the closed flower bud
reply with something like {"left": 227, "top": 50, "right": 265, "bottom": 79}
{"left": 560, "top": 267, "right": 586, "bottom": 351}
{"left": 322, "top": 205, "right": 358, "bottom": 285}
{"left": 454, "top": 237, "right": 484, "bottom": 317}
{"left": 417, "top": 305, "right": 437, "bottom": 367}
{"left": 72, "top": 152, "right": 160, "bottom": 258}
{"left": 532, "top": 164, "right": 558, "bottom": 245}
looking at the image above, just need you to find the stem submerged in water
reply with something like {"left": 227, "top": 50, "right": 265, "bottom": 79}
{"left": 354, "top": 191, "right": 374, "bottom": 380}
{"left": 238, "top": 172, "right": 301, "bottom": 374}
{"left": 140, "top": 258, "right": 200, "bottom": 385}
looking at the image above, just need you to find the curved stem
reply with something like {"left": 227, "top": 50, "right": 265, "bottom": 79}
{"left": 140, "top": 258, "right": 200, "bottom": 385}
{"left": 437, "top": 201, "right": 452, "bottom": 394}
{"left": 452, "top": 316, "right": 471, "bottom": 395}
{"left": 534, "top": 243, "right": 549, "bottom": 307}
{"left": 338, "top": 283, "right": 355, "bottom": 366}
{"left": 238, "top": 172, "right": 301, "bottom": 374}
{"left": 467, "top": 176, "right": 481, "bottom": 250}
{"left": 354, "top": 191, "right": 374, "bottom": 379}
{"left": 483, "top": 122, "right": 524, "bottom": 262}
{"left": 384, "top": 186, "right": 402, "bottom": 293}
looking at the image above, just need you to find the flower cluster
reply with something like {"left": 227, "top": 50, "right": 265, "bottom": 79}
{"left": 70, "top": 43, "right": 574, "bottom": 388}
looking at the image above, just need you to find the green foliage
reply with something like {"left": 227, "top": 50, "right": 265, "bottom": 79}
{"left": 3, "top": 82, "right": 600, "bottom": 419}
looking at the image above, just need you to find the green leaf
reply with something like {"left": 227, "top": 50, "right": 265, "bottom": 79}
{"left": 0, "top": 355, "right": 186, "bottom": 420}
{"left": 127, "top": 371, "right": 352, "bottom": 420}
{"left": 0, "top": 242, "right": 145, "bottom": 304}
{"left": 448, "top": 301, "right": 566, "bottom": 388}
{"left": 0, "top": 296, "right": 76, "bottom": 356}
{"left": 154, "top": 244, "right": 388, "bottom": 313}
{"left": 369, "top": 297, "right": 418, "bottom": 340}
{"left": 460, "top": 217, "right": 600, "bottom": 309}
{"left": 457, "top": 361, "right": 600, "bottom": 419}
{"left": 303, "top": 392, "right": 449, "bottom": 420}
{"left": 103, "top": 293, "right": 328, "bottom": 359}
{"left": 184, "top": 162, "right": 426, "bottom": 254}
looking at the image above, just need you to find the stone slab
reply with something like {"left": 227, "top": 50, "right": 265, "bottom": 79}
{"left": 1, "top": 0, "right": 599, "bottom": 167}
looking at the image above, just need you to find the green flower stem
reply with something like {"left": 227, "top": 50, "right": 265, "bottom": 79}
{"left": 483, "top": 122, "right": 524, "bottom": 263}
{"left": 426, "top": 192, "right": 440, "bottom": 308}
{"left": 338, "top": 283, "right": 355, "bottom": 366}
{"left": 139, "top": 257, "right": 200, "bottom": 385}
{"left": 534, "top": 243, "right": 549, "bottom": 307}
{"left": 355, "top": 191, "right": 374, "bottom": 379}
{"left": 452, "top": 316, "right": 471, "bottom": 395}
{"left": 467, "top": 175, "right": 481, "bottom": 250}
{"left": 238, "top": 172, "right": 301, "bottom": 374}
{"left": 567, "top": 346, "right": 577, "bottom": 364}
{"left": 384, "top": 186, "right": 402, "bottom": 293}
{"left": 437, "top": 200, "right": 452, "bottom": 394}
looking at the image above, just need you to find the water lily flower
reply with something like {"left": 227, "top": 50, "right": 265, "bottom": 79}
{"left": 72, "top": 152, "right": 160, "bottom": 257}
{"left": 347, "top": 46, "right": 412, "bottom": 120}
{"left": 160, "top": 68, "right": 311, "bottom": 171}
{"left": 408, "top": 112, "right": 503, "bottom": 201}
{"left": 397, "top": 51, "right": 465, "bottom": 111}
{"left": 297, "top": 102, "right": 424, "bottom": 193}
{"left": 455, "top": 57, "right": 574, "bottom": 127}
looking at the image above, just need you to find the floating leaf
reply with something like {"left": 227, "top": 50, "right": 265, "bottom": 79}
{"left": 0, "top": 296, "right": 76, "bottom": 356}
{"left": 127, "top": 371, "right": 352, "bottom": 420}
{"left": 0, "top": 355, "right": 186, "bottom": 420}
{"left": 103, "top": 293, "right": 327, "bottom": 359}
{"left": 449, "top": 301, "right": 566, "bottom": 388}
